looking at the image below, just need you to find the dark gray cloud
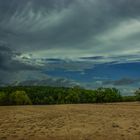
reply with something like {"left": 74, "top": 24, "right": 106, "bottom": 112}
{"left": 0, "top": 0, "right": 140, "bottom": 90}
{"left": 0, "top": 0, "right": 140, "bottom": 53}
{"left": 80, "top": 56, "right": 104, "bottom": 60}
{"left": 0, "top": 44, "right": 38, "bottom": 71}
{"left": 103, "top": 78, "right": 140, "bottom": 86}
{"left": 41, "top": 59, "right": 94, "bottom": 71}
{"left": 0, "top": 44, "right": 41, "bottom": 85}
{"left": 14, "top": 77, "right": 79, "bottom": 87}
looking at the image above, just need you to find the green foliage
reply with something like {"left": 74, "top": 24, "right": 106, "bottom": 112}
{"left": 0, "top": 92, "right": 7, "bottom": 105}
{"left": 0, "top": 86, "right": 136, "bottom": 105}
{"left": 122, "top": 96, "right": 137, "bottom": 102}
{"left": 94, "top": 88, "right": 122, "bottom": 103}
{"left": 135, "top": 89, "right": 140, "bottom": 101}
{"left": 65, "top": 89, "right": 80, "bottom": 103}
{"left": 9, "top": 90, "right": 32, "bottom": 105}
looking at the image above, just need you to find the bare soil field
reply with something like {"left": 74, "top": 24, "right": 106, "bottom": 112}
{"left": 0, "top": 103, "right": 140, "bottom": 140}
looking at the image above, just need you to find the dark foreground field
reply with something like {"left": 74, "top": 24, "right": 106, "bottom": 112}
{"left": 0, "top": 103, "right": 140, "bottom": 140}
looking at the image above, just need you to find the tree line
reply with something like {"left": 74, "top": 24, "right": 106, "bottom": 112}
{"left": 0, "top": 86, "right": 139, "bottom": 105}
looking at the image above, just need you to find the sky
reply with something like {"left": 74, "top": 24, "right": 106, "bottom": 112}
{"left": 0, "top": 0, "right": 140, "bottom": 95}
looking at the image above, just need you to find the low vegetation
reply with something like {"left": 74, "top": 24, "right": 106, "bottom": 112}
{"left": 0, "top": 86, "right": 138, "bottom": 105}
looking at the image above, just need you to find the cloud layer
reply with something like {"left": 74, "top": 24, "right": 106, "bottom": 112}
{"left": 0, "top": 0, "right": 140, "bottom": 94}
{"left": 1, "top": 0, "right": 140, "bottom": 57}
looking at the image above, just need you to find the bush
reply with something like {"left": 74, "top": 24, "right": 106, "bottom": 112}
{"left": 122, "top": 96, "right": 136, "bottom": 102}
{"left": 65, "top": 89, "right": 80, "bottom": 103}
{"left": 9, "top": 90, "right": 32, "bottom": 105}
{"left": 0, "top": 92, "right": 7, "bottom": 105}
{"left": 94, "top": 88, "right": 122, "bottom": 103}
{"left": 135, "top": 89, "right": 140, "bottom": 101}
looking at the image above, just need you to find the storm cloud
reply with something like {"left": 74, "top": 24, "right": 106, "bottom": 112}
{"left": 15, "top": 77, "right": 80, "bottom": 87}
{"left": 0, "top": 44, "right": 39, "bottom": 71}
{"left": 1, "top": 0, "right": 140, "bottom": 56}
{"left": 0, "top": 0, "right": 140, "bottom": 93}
{"left": 103, "top": 78, "right": 140, "bottom": 86}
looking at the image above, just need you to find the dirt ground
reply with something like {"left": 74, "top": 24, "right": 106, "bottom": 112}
{"left": 0, "top": 103, "right": 140, "bottom": 140}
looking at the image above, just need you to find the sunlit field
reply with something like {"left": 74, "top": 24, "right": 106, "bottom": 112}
{"left": 0, "top": 103, "right": 140, "bottom": 140}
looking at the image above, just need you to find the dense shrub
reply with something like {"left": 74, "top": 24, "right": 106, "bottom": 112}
{"left": 9, "top": 90, "right": 32, "bottom": 105}
{"left": 94, "top": 88, "right": 122, "bottom": 103}
{"left": 0, "top": 92, "right": 7, "bottom": 105}
{"left": 135, "top": 89, "right": 140, "bottom": 101}
{"left": 122, "top": 96, "right": 137, "bottom": 102}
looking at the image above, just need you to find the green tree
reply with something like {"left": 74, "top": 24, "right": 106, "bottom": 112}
{"left": 44, "top": 96, "right": 55, "bottom": 104}
{"left": 65, "top": 89, "right": 80, "bottom": 103}
{"left": 10, "top": 90, "right": 32, "bottom": 105}
{"left": 0, "top": 92, "right": 7, "bottom": 105}
{"left": 135, "top": 88, "right": 140, "bottom": 101}
{"left": 94, "top": 88, "right": 122, "bottom": 103}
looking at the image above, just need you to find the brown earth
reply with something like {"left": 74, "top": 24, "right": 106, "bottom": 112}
{"left": 0, "top": 102, "right": 140, "bottom": 140}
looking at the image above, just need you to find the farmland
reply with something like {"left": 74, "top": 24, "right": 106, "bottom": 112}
{"left": 0, "top": 103, "right": 140, "bottom": 140}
